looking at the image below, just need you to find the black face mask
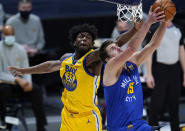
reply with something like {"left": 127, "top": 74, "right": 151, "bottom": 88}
{"left": 20, "top": 10, "right": 31, "bottom": 20}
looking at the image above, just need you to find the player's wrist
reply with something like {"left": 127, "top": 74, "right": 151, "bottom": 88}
{"left": 143, "top": 20, "right": 152, "bottom": 29}
{"left": 160, "top": 22, "right": 168, "bottom": 27}
{"left": 19, "top": 68, "right": 26, "bottom": 75}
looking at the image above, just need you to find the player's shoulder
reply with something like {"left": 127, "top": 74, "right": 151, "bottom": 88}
{"left": 126, "top": 61, "right": 138, "bottom": 70}
{"left": 59, "top": 53, "right": 73, "bottom": 62}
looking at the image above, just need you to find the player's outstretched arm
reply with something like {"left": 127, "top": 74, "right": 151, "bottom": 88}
{"left": 8, "top": 53, "right": 71, "bottom": 76}
{"left": 8, "top": 60, "right": 61, "bottom": 76}
{"left": 115, "top": 21, "right": 143, "bottom": 47}
{"left": 107, "top": 7, "right": 165, "bottom": 73}
{"left": 129, "top": 21, "right": 168, "bottom": 67}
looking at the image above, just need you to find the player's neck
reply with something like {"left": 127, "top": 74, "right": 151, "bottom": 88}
{"left": 74, "top": 50, "right": 88, "bottom": 60}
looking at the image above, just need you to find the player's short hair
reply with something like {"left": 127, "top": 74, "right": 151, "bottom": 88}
{"left": 69, "top": 24, "right": 98, "bottom": 46}
{"left": 99, "top": 40, "right": 114, "bottom": 62}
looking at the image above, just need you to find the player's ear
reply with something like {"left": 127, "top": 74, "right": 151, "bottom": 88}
{"left": 73, "top": 40, "right": 77, "bottom": 47}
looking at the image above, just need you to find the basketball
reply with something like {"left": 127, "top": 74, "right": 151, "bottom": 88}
{"left": 151, "top": 0, "right": 176, "bottom": 21}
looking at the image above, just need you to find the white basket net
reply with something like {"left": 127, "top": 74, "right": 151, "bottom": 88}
{"left": 117, "top": 3, "right": 143, "bottom": 22}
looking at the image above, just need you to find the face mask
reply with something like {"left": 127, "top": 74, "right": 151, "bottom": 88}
{"left": 20, "top": 10, "right": 31, "bottom": 20}
{"left": 4, "top": 36, "right": 15, "bottom": 46}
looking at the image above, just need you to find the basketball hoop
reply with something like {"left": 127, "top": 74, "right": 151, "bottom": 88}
{"left": 117, "top": 2, "right": 143, "bottom": 22}
{"left": 97, "top": 0, "right": 143, "bottom": 22}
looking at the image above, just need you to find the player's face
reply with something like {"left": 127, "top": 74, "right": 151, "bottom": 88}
{"left": 106, "top": 43, "right": 123, "bottom": 60}
{"left": 74, "top": 32, "right": 94, "bottom": 52}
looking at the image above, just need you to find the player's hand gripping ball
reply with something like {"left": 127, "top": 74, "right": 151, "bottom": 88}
{"left": 151, "top": 0, "right": 176, "bottom": 21}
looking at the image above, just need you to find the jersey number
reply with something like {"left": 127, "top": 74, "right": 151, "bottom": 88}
{"left": 127, "top": 82, "right": 134, "bottom": 94}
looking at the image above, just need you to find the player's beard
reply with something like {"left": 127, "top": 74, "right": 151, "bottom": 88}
{"left": 74, "top": 46, "right": 92, "bottom": 57}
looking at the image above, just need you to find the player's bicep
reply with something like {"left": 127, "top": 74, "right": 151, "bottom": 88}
{"left": 50, "top": 60, "right": 61, "bottom": 72}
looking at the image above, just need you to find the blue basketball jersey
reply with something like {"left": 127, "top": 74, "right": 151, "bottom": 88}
{"left": 103, "top": 61, "right": 151, "bottom": 131}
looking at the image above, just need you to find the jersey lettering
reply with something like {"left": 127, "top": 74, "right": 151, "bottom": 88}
{"left": 62, "top": 65, "right": 77, "bottom": 91}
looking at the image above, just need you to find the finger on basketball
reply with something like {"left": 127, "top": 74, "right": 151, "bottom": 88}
{"left": 156, "top": 11, "right": 165, "bottom": 16}
{"left": 151, "top": 0, "right": 176, "bottom": 21}
{"left": 153, "top": 7, "right": 160, "bottom": 13}
{"left": 157, "top": 18, "right": 165, "bottom": 22}
{"left": 157, "top": 15, "right": 165, "bottom": 19}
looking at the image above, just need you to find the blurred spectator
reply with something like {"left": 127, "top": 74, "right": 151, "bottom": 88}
{"left": 6, "top": 0, "right": 47, "bottom": 87}
{"left": 0, "top": 3, "right": 4, "bottom": 26}
{"left": 0, "top": 3, "right": 12, "bottom": 40}
{"left": 6, "top": 0, "right": 45, "bottom": 59}
{"left": 0, "top": 3, "right": 5, "bottom": 40}
{"left": 145, "top": 21, "right": 185, "bottom": 131}
{"left": 0, "top": 25, "right": 47, "bottom": 131}
{"left": 111, "top": 20, "right": 132, "bottom": 52}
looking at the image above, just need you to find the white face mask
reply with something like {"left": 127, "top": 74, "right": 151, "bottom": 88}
{"left": 4, "top": 36, "right": 15, "bottom": 46}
